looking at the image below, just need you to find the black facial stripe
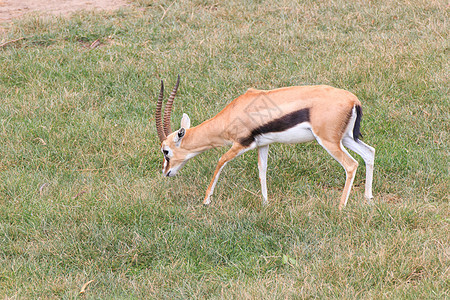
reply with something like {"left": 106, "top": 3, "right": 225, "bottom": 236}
{"left": 239, "top": 108, "right": 310, "bottom": 146}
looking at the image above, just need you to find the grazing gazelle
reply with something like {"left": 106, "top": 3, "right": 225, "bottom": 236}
{"left": 155, "top": 76, "right": 375, "bottom": 209}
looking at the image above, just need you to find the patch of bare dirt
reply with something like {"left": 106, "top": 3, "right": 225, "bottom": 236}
{"left": 0, "top": 0, "right": 129, "bottom": 24}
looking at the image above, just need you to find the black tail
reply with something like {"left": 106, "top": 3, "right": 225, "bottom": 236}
{"left": 353, "top": 105, "right": 363, "bottom": 141}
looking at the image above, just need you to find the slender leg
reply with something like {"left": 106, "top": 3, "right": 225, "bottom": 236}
{"left": 258, "top": 145, "right": 269, "bottom": 205}
{"left": 203, "top": 144, "right": 249, "bottom": 205}
{"left": 315, "top": 137, "right": 359, "bottom": 210}
{"left": 342, "top": 137, "right": 375, "bottom": 201}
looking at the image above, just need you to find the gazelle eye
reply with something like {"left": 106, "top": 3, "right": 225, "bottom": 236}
{"left": 163, "top": 150, "right": 169, "bottom": 156}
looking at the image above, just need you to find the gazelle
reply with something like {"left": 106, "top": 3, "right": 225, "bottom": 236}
{"left": 155, "top": 76, "right": 375, "bottom": 209}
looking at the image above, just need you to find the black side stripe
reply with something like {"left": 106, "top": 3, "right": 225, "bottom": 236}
{"left": 239, "top": 108, "right": 310, "bottom": 146}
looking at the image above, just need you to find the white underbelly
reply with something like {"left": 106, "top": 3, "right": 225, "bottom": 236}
{"left": 255, "top": 122, "right": 315, "bottom": 146}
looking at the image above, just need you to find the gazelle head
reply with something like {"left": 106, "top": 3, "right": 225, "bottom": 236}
{"left": 155, "top": 76, "right": 193, "bottom": 177}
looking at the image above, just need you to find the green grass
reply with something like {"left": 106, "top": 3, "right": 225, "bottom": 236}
{"left": 0, "top": 0, "right": 448, "bottom": 298}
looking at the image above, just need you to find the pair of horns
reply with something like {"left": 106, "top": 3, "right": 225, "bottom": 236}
{"left": 155, "top": 75, "right": 180, "bottom": 142}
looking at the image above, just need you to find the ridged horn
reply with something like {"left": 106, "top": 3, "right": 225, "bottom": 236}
{"left": 155, "top": 80, "right": 166, "bottom": 142}
{"left": 163, "top": 75, "right": 180, "bottom": 136}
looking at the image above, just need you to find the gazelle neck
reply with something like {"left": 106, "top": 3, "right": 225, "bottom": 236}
{"left": 180, "top": 118, "right": 229, "bottom": 154}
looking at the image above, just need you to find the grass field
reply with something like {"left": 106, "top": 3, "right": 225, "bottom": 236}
{"left": 0, "top": 0, "right": 448, "bottom": 298}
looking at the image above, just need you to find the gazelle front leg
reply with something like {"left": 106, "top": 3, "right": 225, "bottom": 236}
{"left": 203, "top": 144, "right": 249, "bottom": 205}
{"left": 258, "top": 145, "right": 269, "bottom": 205}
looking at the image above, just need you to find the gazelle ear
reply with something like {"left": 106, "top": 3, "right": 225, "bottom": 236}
{"left": 180, "top": 113, "right": 190, "bottom": 129}
{"left": 174, "top": 114, "right": 189, "bottom": 146}
{"left": 174, "top": 127, "right": 185, "bottom": 146}
{"left": 178, "top": 128, "right": 185, "bottom": 139}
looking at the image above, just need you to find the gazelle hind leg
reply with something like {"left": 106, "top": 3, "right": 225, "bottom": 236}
{"left": 315, "top": 137, "right": 359, "bottom": 210}
{"left": 257, "top": 145, "right": 269, "bottom": 205}
{"left": 342, "top": 137, "right": 375, "bottom": 200}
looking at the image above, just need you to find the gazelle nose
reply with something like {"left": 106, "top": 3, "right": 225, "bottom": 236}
{"left": 166, "top": 171, "right": 171, "bottom": 177}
